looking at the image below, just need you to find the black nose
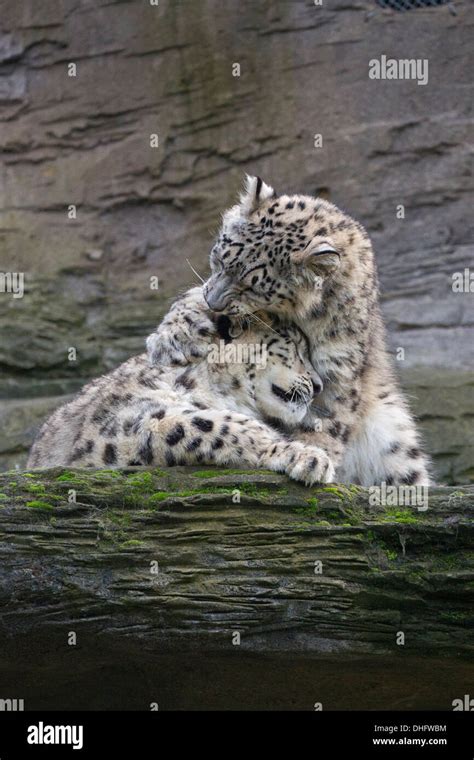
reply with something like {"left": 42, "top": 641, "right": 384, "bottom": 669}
{"left": 312, "top": 378, "right": 323, "bottom": 395}
{"left": 204, "top": 290, "right": 228, "bottom": 312}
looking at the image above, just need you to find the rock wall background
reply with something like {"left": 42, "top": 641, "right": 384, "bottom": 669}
{"left": 0, "top": 0, "right": 472, "bottom": 482}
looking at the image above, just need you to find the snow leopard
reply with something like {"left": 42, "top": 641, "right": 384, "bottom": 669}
{"left": 27, "top": 307, "right": 334, "bottom": 486}
{"left": 149, "top": 175, "right": 432, "bottom": 487}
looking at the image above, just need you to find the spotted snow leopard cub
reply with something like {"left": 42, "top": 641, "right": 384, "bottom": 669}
{"left": 150, "top": 176, "right": 431, "bottom": 487}
{"left": 28, "top": 309, "right": 334, "bottom": 485}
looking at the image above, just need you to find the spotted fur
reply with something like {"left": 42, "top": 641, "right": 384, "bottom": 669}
{"left": 27, "top": 307, "right": 334, "bottom": 486}
{"left": 150, "top": 176, "right": 432, "bottom": 487}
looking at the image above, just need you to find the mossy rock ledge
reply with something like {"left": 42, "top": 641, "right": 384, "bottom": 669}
{"left": 0, "top": 466, "right": 473, "bottom": 660}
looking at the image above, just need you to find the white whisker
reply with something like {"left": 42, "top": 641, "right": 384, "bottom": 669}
{"left": 243, "top": 308, "right": 283, "bottom": 339}
{"left": 186, "top": 258, "right": 205, "bottom": 284}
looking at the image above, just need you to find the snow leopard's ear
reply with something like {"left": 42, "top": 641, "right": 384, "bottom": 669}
{"left": 238, "top": 175, "right": 276, "bottom": 216}
{"left": 292, "top": 242, "right": 341, "bottom": 275}
{"left": 223, "top": 175, "right": 276, "bottom": 227}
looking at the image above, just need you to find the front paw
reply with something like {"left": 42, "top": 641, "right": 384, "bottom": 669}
{"left": 286, "top": 445, "right": 335, "bottom": 486}
{"left": 146, "top": 331, "right": 188, "bottom": 366}
{"left": 147, "top": 322, "right": 213, "bottom": 366}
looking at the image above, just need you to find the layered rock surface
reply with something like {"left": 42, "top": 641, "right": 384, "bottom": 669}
{"left": 0, "top": 0, "right": 472, "bottom": 481}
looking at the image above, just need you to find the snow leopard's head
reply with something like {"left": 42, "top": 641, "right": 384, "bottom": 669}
{"left": 211, "top": 316, "right": 322, "bottom": 430}
{"left": 203, "top": 175, "right": 375, "bottom": 324}
{"left": 251, "top": 323, "right": 322, "bottom": 429}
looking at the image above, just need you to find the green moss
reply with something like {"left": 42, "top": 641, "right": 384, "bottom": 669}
{"left": 55, "top": 471, "right": 82, "bottom": 482}
{"left": 22, "top": 473, "right": 37, "bottom": 479}
{"left": 319, "top": 486, "right": 344, "bottom": 499}
{"left": 193, "top": 469, "right": 236, "bottom": 478}
{"left": 148, "top": 487, "right": 225, "bottom": 503}
{"left": 293, "top": 493, "right": 360, "bottom": 521}
{"left": 26, "top": 500, "right": 54, "bottom": 511}
{"left": 147, "top": 482, "right": 274, "bottom": 504}
{"left": 119, "top": 539, "right": 145, "bottom": 548}
{"left": 26, "top": 484, "right": 47, "bottom": 494}
{"left": 126, "top": 471, "right": 153, "bottom": 488}
{"left": 149, "top": 491, "right": 169, "bottom": 503}
{"left": 92, "top": 470, "right": 124, "bottom": 481}
{"left": 382, "top": 509, "right": 419, "bottom": 524}
{"left": 126, "top": 470, "right": 164, "bottom": 491}
{"left": 27, "top": 492, "right": 62, "bottom": 503}
{"left": 171, "top": 489, "right": 202, "bottom": 497}
{"left": 316, "top": 484, "right": 356, "bottom": 501}
{"left": 98, "top": 510, "right": 136, "bottom": 545}
{"left": 0, "top": 493, "right": 8, "bottom": 501}
{"left": 192, "top": 468, "right": 272, "bottom": 479}
{"left": 293, "top": 497, "right": 319, "bottom": 519}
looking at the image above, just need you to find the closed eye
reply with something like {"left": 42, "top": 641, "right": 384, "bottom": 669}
{"left": 211, "top": 257, "right": 224, "bottom": 273}
{"left": 241, "top": 264, "right": 266, "bottom": 279}
{"left": 311, "top": 242, "right": 339, "bottom": 256}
